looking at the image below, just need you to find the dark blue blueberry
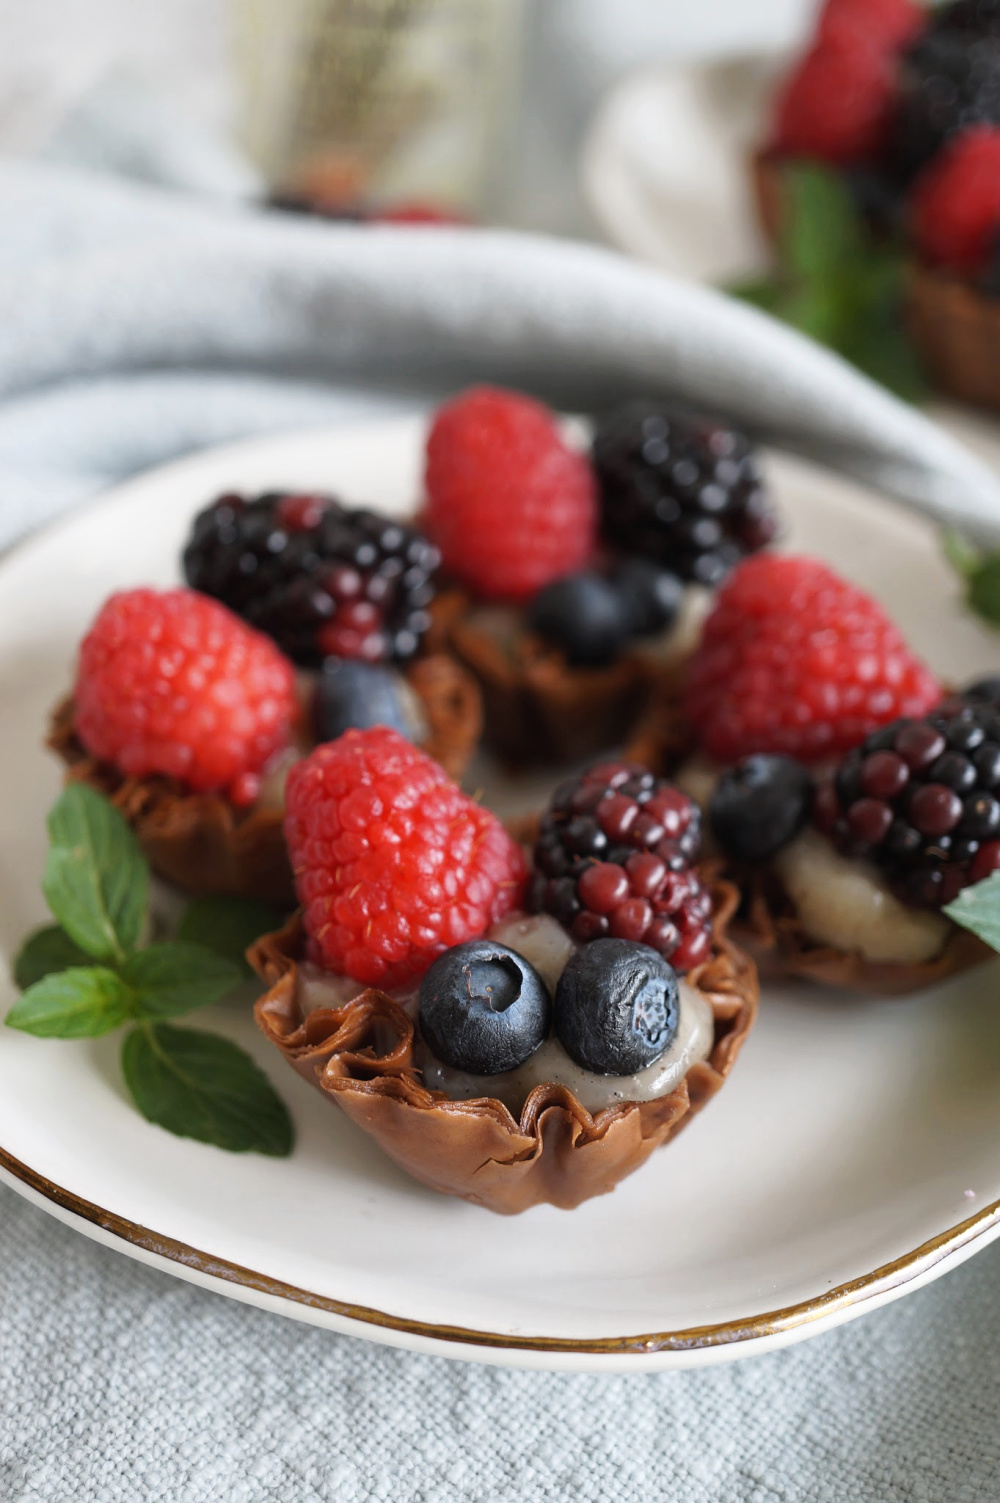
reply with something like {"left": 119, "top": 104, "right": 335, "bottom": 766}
{"left": 709, "top": 755, "right": 813, "bottom": 862}
{"left": 610, "top": 558, "right": 684, "bottom": 637}
{"left": 313, "top": 658, "right": 419, "bottom": 743}
{"left": 418, "top": 941, "right": 551, "bottom": 1075}
{"left": 553, "top": 939, "right": 679, "bottom": 1076}
{"left": 527, "top": 572, "right": 630, "bottom": 667}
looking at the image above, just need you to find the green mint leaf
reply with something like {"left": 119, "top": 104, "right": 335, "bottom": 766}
{"left": 121, "top": 1023, "right": 293, "bottom": 1156}
{"left": 965, "top": 553, "right": 1000, "bottom": 628}
{"left": 176, "top": 895, "right": 285, "bottom": 977}
{"left": 726, "top": 276, "right": 784, "bottom": 314}
{"left": 944, "top": 872, "right": 1000, "bottom": 953}
{"left": 123, "top": 942, "right": 243, "bottom": 1021}
{"left": 837, "top": 315, "right": 928, "bottom": 404}
{"left": 14, "top": 925, "right": 93, "bottom": 989}
{"left": 43, "top": 785, "right": 148, "bottom": 964}
{"left": 6, "top": 967, "right": 135, "bottom": 1038}
{"left": 781, "top": 163, "right": 863, "bottom": 283}
{"left": 943, "top": 529, "right": 982, "bottom": 580}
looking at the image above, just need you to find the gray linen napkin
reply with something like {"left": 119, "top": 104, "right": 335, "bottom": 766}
{"left": 4, "top": 159, "right": 1000, "bottom": 548}
{"left": 2, "top": 160, "right": 1000, "bottom": 1503}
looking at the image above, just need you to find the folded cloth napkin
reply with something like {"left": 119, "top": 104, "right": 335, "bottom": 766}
{"left": 3, "top": 160, "right": 1000, "bottom": 1503}
{"left": 4, "top": 159, "right": 1000, "bottom": 550}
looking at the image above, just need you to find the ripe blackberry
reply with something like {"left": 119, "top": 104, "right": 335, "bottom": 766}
{"left": 183, "top": 492, "right": 440, "bottom": 668}
{"left": 818, "top": 694, "right": 1000, "bottom": 909}
{"left": 529, "top": 760, "right": 713, "bottom": 973}
{"left": 592, "top": 402, "right": 777, "bottom": 587}
{"left": 889, "top": 21, "right": 1000, "bottom": 181}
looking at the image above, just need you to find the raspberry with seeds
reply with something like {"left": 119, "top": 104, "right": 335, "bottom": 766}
{"left": 285, "top": 728, "right": 527, "bottom": 988}
{"left": 529, "top": 761, "right": 713, "bottom": 972}
{"left": 818, "top": 0, "right": 925, "bottom": 52}
{"left": 75, "top": 588, "right": 297, "bottom": 804}
{"left": 424, "top": 386, "right": 598, "bottom": 601}
{"left": 683, "top": 555, "right": 941, "bottom": 765}
{"left": 910, "top": 126, "right": 1000, "bottom": 271}
{"left": 771, "top": 33, "right": 898, "bottom": 165}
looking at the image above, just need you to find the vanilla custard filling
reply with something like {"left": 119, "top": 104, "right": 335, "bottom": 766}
{"left": 414, "top": 981, "right": 714, "bottom": 1116}
{"left": 295, "top": 950, "right": 714, "bottom": 1115}
{"left": 774, "top": 826, "right": 950, "bottom": 966}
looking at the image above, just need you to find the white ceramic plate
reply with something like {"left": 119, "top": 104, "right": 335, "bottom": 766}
{"left": 2, "top": 415, "right": 1000, "bottom": 1374}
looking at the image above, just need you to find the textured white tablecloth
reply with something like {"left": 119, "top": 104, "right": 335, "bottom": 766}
{"left": 2, "top": 161, "right": 1000, "bottom": 1502}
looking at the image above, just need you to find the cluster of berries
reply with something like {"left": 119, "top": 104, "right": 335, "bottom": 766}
{"left": 425, "top": 386, "right": 779, "bottom": 666}
{"left": 773, "top": 0, "right": 1000, "bottom": 277}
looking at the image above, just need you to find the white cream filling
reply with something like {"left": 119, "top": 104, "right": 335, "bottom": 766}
{"left": 672, "top": 754, "right": 722, "bottom": 814}
{"left": 774, "top": 827, "right": 950, "bottom": 966}
{"left": 486, "top": 913, "right": 577, "bottom": 995}
{"left": 414, "top": 981, "right": 714, "bottom": 1116}
{"left": 295, "top": 932, "right": 714, "bottom": 1114}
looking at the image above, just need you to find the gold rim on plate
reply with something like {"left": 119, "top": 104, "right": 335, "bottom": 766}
{"left": 2, "top": 1145, "right": 998, "bottom": 1356}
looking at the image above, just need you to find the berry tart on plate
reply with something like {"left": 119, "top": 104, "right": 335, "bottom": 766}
{"left": 755, "top": 0, "right": 1000, "bottom": 411}
{"left": 633, "top": 551, "right": 994, "bottom": 993}
{"left": 50, "top": 494, "right": 481, "bottom": 905}
{"left": 251, "top": 728, "right": 757, "bottom": 1213}
{"left": 425, "top": 385, "right": 778, "bottom": 767}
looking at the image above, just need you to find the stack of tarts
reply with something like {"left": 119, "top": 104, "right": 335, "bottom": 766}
{"left": 47, "top": 383, "right": 997, "bottom": 1212}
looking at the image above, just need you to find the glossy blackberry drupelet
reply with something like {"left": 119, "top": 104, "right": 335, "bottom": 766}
{"left": 183, "top": 492, "right": 440, "bottom": 667}
{"left": 418, "top": 941, "right": 551, "bottom": 1075}
{"left": 818, "top": 694, "right": 1000, "bottom": 908}
{"left": 889, "top": 14, "right": 1000, "bottom": 181}
{"left": 530, "top": 760, "right": 714, "bottom": 973}
{"left": 592, "top": 401, "right": 777, "bottom": 587}
{"left": 709, "top": 755, "right": 814, "bottom": 863}
{"left": 554, "top": 940, "right": 680, "bottom": 1077}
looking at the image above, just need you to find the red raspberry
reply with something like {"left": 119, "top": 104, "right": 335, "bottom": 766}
{"left": 683, "top": 555, "right": 940, "bottom": 765}
{"left": 771, "top": 35, "right": 896, "bottom": 164}
{"left": 910, "top": 127, "right": 1000, "bottom": 273}
{"left": 424, "top": 386, "right": 597, "bottom": 601}
{"left": 75, "top": 588, "right": 297, "bottom": 803}
{"left": 817, "top": 0, "right": 925, "bottom": 52}
{"left": 285, "top": 727, "right": 527, "bottom": 988}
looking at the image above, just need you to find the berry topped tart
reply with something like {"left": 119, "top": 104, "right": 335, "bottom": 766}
{"left": 634, "top": 552, "right": 997, "bottom": 993}
{"left": 251, "top": 729, "right": 757, "bottom": 1213}
{"left": 756, "top": 0, "right": 1000, "bottom": 411}
{"left": 425, "top": 385, "right": 778, "bottom": 766}
{"left": 50, "top": 495, "right": 481, "bottom": 905}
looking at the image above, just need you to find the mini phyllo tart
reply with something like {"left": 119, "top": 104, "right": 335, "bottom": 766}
{"left": 634, "top": 551, "right": 994, "bottom": 993}
{"left": 424, "top": 386, "right": 776, "bottom": 767}
{"left": 252, "top": 729, "right": 757, "bottom": 1213}
{"left": 51, "top": 578, "right": 479, "bottom": 905}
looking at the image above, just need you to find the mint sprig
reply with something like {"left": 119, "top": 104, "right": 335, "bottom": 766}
{"left": 43, "top": 779, "right": 148, "bottom": 961}
{"left": 729, "top": 163, "right": 926, "bottom": 402}
{"left": 122, "top": 1024, "right": 293, "bottom": 1156}
{"left": 943, "top": 529, "right": 1000, "bottom": 630}
{"left": 944, "top": 873, "right": 1000, "bottom": 953}
{"left": 7, "top": 784, "right": 293, "bottom": 1157}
